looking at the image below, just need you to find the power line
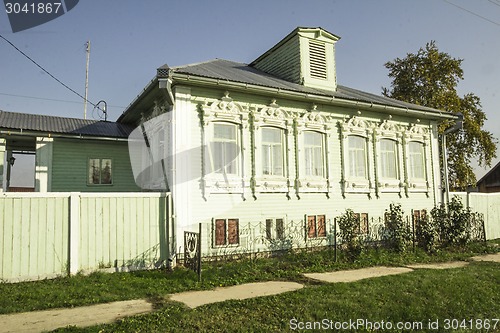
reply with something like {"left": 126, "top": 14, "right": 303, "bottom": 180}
{"left": 443, "top": 0, "right": 500, "bottom": 27}
{"left": 0, "top": 33, "right": 100, "bottom": 108}
{"left": 0, "top": 92, "right": 125, "bottom": 109}
{"left": 488, "top": 0, "right": 500, "bottom": 7}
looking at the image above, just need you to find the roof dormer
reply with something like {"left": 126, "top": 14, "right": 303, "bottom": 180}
{"left": 250, "top": 27, "right": 340, "bottom": 92}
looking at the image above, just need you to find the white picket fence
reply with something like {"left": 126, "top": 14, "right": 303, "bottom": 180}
{"left": 0, "top": 192, "right": 173, "bottom": 283}
{"left": 453, "top": 192, "right": 500, "bottom": 240}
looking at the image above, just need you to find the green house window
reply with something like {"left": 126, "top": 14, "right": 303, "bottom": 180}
{"left": 88, "top": 158, "right": 112, "bottom": 185}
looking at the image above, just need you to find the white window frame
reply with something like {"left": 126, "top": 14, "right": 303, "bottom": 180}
{"left": 347, "top": 135, "right": 368, "bottom": 180}
{"left": 340, "top": 117, "right": 373, "bottom": 195}
{"left": 260, "top": 127, "right": 285, "bottom": 177}
{"left": 204, "top": 121, "right": 244, "bottom": 194}
{"left": 303, "top": 131, "right": 325, "bottom": 178}
{"left": 407, "top": 140, "right": 428, "bottom": 191}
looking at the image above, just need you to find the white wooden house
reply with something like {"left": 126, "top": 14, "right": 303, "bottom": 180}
{"left": 118, "top": 27, "right": 459, "bottom": 257}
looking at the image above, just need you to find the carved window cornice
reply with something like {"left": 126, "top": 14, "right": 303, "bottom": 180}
{"left": 295, "top": 105, "right": 331, "bottom": 134}
{"left": 200, "top": 91, "right": 247, "bottom": 126}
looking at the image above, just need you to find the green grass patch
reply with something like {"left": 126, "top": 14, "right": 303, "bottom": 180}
{"left": 52, "top": 261, "right": 500, "bottom": 333}
{"left": 0, "top": 240, "right": 498, "bottom": 315}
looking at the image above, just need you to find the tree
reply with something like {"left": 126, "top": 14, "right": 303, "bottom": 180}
{"left": 383, "top": 41, "right": 497, "bottom": 190}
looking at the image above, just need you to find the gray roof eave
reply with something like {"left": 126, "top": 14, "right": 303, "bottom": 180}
{"left": 169, "top": 71, "right": 458, "bottom": 121}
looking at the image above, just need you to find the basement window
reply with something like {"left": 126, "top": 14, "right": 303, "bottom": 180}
{"left": 266, "top": 218, "right": 284, "bottom": 240}
{"left": 307, "top": 214, "right": 326, "bottom": 238}
{"left": 214, "top": 218, "right": 239, "bottom": 246}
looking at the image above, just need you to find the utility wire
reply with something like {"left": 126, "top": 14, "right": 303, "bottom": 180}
{"left": 488, "top": 0, "right": 500, "bottom": 7}
{"left": 0, "top": 92, "right": 125, "bottom": 109}
{"left": 0, "top": 33, "right": 99, "bottom": 108}
{"left": 443, "top": 0, "right": 500, "bottom": 27}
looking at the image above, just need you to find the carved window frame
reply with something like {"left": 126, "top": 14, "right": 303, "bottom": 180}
{"left": 199, "top": 92, "right": 247, "bottom": 195}
{"left": 251, "top": 100, "right": 292, "bottom": 194}
{"left": 340, "top": 117, "right": 374, "bottom": 195}
{"left": 374, "top": 120, "right": 404, "bottom": 195}
{"left": 294, "top": 106, "right": 331, "bottom": 194}
{"left": 403, "top": 124, "right": 431, "bottom": 194}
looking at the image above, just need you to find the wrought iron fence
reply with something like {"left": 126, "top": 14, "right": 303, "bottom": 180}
{"left": 198, "top": 212, "right": 486, "bottom": 262}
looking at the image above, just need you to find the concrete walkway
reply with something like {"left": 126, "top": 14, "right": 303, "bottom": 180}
{"left": 1, "top": 253, "right": 498, "bottom": 333}
{"left": 169, "top": 281, "right": 304, "bottom": 308}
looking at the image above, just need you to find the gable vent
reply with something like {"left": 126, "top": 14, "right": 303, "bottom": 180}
{"left": 309, "top": 40, "right": 327, "bottom": 80}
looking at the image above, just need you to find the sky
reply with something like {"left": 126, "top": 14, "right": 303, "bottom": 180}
{"left": 1, "top": 0, "right": 499, "bottom": 185}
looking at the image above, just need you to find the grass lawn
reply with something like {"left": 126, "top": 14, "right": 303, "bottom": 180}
{"left": 0, "top": 240, "right": 499, "bottom": 332}
{"left": 52, "top": 261, "right": 500, "bottom": 333}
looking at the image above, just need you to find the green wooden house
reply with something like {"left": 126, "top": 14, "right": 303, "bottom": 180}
{"left": 118, "top": 27, "right": 459, "bottom": 257}
{"left": 0, "top": 110, "right": 140, "bottom": 193}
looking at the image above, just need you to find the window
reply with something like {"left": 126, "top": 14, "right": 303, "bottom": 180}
{"left": 408, "top": 141, "right": 425, "bottom": 180}
{"left": 304, "top": 131, "right": 324, "bottom": 177}
{"left": 266, "top": 218, "right": 284, "bottom": 240}
{"left": 214, "top": 218, "right": 239, "bottom": 246}
{"left": 307, "top": 214, "right": 326, "bottom": 238}
{"left": 348, "top": 136, "right": 367, "bottom": 178}
{"left": 88, "top": 158, "right": 112, "bottom": 185}
{"left": 379, "top": 139, "right": 398, "bottom": 179}
{"left": 212, "top": 123, "right": 238, "bottom": 175}
{"left": 354, "top": 213, "right": 369, "bottom": 234}
{"left": 261, "top": 128, "right": 283, "bottom": 176}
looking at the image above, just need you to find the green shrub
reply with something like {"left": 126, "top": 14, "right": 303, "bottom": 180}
{"left": 383, "top": 203, "right": 412, "bottom": 252}
{"left": 415, "top": 212, "right": 438, "bottom": 253}
{"left": 336, "top": 209, "right": 364, "bottom": 260}
{"left": 432, "top": 196, "right": 471, "bottom": 247}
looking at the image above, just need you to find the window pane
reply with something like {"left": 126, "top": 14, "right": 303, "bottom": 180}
{"left": 348, "top": 136, "right": 366, "bottom": 178}
{"left": 89, "top": 159, "right": 100, "bottom": 184}
{"left": 228, "top": 219, "right": 239, "bottom": 245}
{"left": 214, "top": 123, "right": 236, "bottom": 140}
{"left": 212, "top": 123, "right": 238, "bottom": 175}
{"left": 276, "top": 219, "right": 284, "bottom": 239}
{"left": 409, "top": 142, "right": 425, "bottom": 179}
{"left": 215, "top": 219, "right": 226, "bottom": 246}
{"left": 101, "top": 159, "right": 112, "bottom": 184}
{"left": 380, "top": 139, "right": 397, "bottom": 179}
{"left": 317, "top": 215, "right": 326, "bottom": 237}
{"left": 261, "top": 128, "right": 283, "bottom": 176}
{"left": 266, "top": 219, "right": 273, "bottom": 239}
{"left": 307, "top": 215, "right": 316, "bottom": 238}
{"left": 304, "top": 132, "right": 324, "bottom": 177}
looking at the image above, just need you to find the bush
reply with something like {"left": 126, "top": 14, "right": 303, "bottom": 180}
{"left": 383, "top": 203, "right": 412, "bottom": 252}
{"left": 415, "top": 212, "right": 438, "bottom": 253}
{"left": 432, "top": 196, "right": 471, "bottom": 247}
{"left": 336, "top": 209, "right": 364, "bottom": 260}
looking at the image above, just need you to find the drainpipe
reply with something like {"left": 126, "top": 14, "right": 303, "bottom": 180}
{"left": 157, "top": 66, "right": 176, "bottom": 266}
{"left": 442, "top": 113, "right": 463, "bottom": 209}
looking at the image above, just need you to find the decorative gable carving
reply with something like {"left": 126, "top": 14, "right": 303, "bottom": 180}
{"left": 200, "top": 91, "right": 247, "bottom": 126}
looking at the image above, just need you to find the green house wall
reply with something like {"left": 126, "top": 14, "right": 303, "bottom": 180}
{"left": 51, "top": 138, "right": 140, "bottom": 192}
